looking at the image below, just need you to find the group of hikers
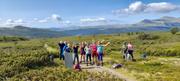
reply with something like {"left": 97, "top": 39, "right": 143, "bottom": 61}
{"left": 58, "top": 40, "right": 110, "bottom": 67}
{"left": 58, "top": 40, "right": 134, "bottom": 69}
{"left": 121, "top": 42, "right": 134, "bottom": 60}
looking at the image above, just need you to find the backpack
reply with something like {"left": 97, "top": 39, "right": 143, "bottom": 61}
{"left": 74, "top": 64, "right": 81, "bottom": 71}
{"left": 112, "top": 64, "right": 122, "bottom": 69}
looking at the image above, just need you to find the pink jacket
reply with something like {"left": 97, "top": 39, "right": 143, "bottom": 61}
{"left": 90, "top": 44, "right": 97, "bottom": 52}
{"left": 127, "top": 44, "right": 133, "bottom": 50}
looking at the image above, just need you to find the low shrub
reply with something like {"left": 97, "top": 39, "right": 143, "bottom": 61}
{"left": 138, "top": 33, "right": 159, "bottom": 40}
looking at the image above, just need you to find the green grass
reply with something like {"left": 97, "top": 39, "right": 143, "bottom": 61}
{"left": 103, "top": 51, "right": 180, "bottom": 81}
{"left": 9, "top": 59, "right": 122, "bottom": 81}
{"left": 0, "top": 35, "right": 123, "bottom": 81}
{"left": 0, "top": 31, "right": 180, "bottom": 81}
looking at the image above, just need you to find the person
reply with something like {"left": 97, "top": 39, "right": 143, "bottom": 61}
{"left": 127, "top": 42, "right": 134, "bottom": 60}
{"left": 58, "top": 41, "right": 65, "bottom": 60}
{"left": 80, "top": 42, "right": 86, "bottom": 63}
{"left": 121, "top": 42, "right": 128, "bottom": 60}
{"left": 73, "top": 43, "right": 79, "bottom": 64}
{"left": 85, "top": 43, "right": 92, "bottom": 66}
{"left": 90, "top": 40, "right": 98, "bottom": 65}
{"left": 97, "top": 41, "right": 110, "bottom": 66}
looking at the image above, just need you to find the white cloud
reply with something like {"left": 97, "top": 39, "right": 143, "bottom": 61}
{"left": 80, "top": 17, "right": 107, "bottom": 23}
{"left": 51, "top": 14, "right": 62, "bottom": 21}
{"left": 62, "top": 20, "right": 71, "bottom": 24}
{"left": 5, "top": 19, "right": 26, "bottom": 26}
{"left": 38, "top": 18, "right": 49, "bottom": 23}
{"left": 113, "top": 1, "right": 180, "bottom": 15}
{"left": 79, "top": 17, "right": 110, "bottom": 26}
{"left": 33, "top": 18, "right": 38, "bottom": 21}
{"left": 15, "top": 19, "right": 24, "bottom": 23}
{"left": 5, "top": 19, "right": 15, "bottom": 26}
{"left": 37, "top": 14, "right": 62, "bottom": 23}
{"left": 0, "top": 14, "right": 64, "bottom": 27}
{"left": 127, "top": 1, "right": 146, "bottom": 13}
{"left": 0, "top": 19, "right": 14, "bottom": 27}
{"left": 58, "top": 20, "right": 72, "bottom": 26}
{"left": 146, "top": 2, "right": 178, "bottom": 13}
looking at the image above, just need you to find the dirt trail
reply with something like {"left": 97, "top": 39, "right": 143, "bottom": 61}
{"left": 81, "top": 64, "right": 136, "bottom": 81}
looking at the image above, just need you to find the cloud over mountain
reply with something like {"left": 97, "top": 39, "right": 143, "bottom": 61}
{"left": 79, "top": 17, "right": 109, "bottom": 26}
{"left": 113, "top": 1, "right": 180, "bottom": 15}
{"left": 5, "top": 19, "right": 26, "bottom": 27}
{"left": 37, "top": 14, "right": 62, "bottom": 23}
{"left": 80, "top": 17, "right": 107, "bottom": 23}
{"left": 51, "top": 14, "right": 62, "bottom": 21}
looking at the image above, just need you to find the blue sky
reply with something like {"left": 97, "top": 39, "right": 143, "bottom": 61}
{"left": 0, "top": 0, "right": 180, "bottom": 28}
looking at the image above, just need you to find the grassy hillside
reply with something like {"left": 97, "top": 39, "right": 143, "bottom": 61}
{"left": 0, "top": 36, "right": 122, "bottom": 81}
{"left": 0, "top": 36, "right": 29, "bottom": 42}
{"left": 0, "top": 31, "right": 179, "bottom": 81}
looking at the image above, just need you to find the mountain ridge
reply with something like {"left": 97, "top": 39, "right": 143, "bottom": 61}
{"left": 0, "top": 16, "right": 180, "bottom": 38}
{"left": 0, "top": 25, "right": 65, "bottom": 38}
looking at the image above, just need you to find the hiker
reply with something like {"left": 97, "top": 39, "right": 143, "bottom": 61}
{"left": 85, "top": 43, "right": 92, "bottom": 66}
{"left": 121, "top": 42, "right": 128, "bottom": 60}
{"left": 127, "top": 42, "right": 134, "bottom": 60}
{"left": 63, "top": 41, "right": 71, "bottom": 54}
{"left": 97, "top": 40, "right": 110, "bottom": 66}
{"left": 73, "top": 43, "right": 79, "bottom": 64}
{"left": 90, "top": 40, "right": 98, "bottom": 65}
{"left": 80, "top": 42, "right": 86, "bottom": 63}
{"left": 58, "top": 41, "right": 65, "bottom": 60}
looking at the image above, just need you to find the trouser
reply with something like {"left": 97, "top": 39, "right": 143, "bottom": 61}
{"left": 123, "top": 50, "right": 127, "bottom": 59}
{"left": 92, "top": 51, "right": 98, "bottom": 64}
{"left": 98, "top": 53, "right": 103, "bottom": 61}
{"left": 98, "top": 53, "right": 104, "bottom": 66}
{"left": 123, "top": 54, "right": 126, "bottom": 59}
{"left": 60, "top": 54, "right": 65, "bottom": 60}
{"left": 86, "top": 54, "right": 91, "bottom": 63}
{"left": 128, "top": 50, "right": 134, "bottom": 59}
{"left": 59, "top": 50, "right": 64, "bottom": 60}
{"left": 73, "top": 53, "right": 79, "bottom": 64}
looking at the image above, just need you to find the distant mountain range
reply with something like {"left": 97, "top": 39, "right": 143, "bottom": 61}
{"left": 51, "top": 16, "right": 180, "bottom": 36}
{"left": 0, "top": 26, "right": 66, "bottom": 38}
{"left": 0, "top": 16, "right": 180, "bottom": 38}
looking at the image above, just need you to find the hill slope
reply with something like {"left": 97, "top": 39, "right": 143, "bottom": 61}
{"left": 0, "top": 26, "right": 65, "bottom": 38}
